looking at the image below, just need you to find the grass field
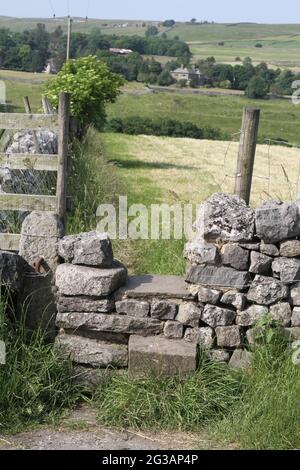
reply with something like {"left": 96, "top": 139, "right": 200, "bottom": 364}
{"left": 100, "top": 132, "right": 300, "bottom": 275}
{"left": 189, "top": 38, "right": 300, "bottom": 69}
{"left": 0, "top": 15, "right": 165, "bottom": 35}
{"left": 108, "top": 85, "right": 300, "bottom": 144}
{"left": 102, "top": 132, "right": 300, "bottom": 209}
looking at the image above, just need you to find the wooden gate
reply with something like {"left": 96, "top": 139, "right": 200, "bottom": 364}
{"left": 0, "top": 92, "right": 70, "bottom": 251}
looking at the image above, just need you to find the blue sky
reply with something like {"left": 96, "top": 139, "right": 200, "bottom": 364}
{"left": 0, "top": 0, "right": 299, "bottom": 23}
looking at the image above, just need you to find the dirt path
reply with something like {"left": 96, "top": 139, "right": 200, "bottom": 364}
{"left": 0, "top": 406, "right": 232, "bottom": 451}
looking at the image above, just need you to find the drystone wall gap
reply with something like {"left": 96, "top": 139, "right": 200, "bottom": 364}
{"left": 2, "top": 193, "right": 300, "bottom": 388}
{"left": 52, "top": 193, "right": 300, "bottom": 387}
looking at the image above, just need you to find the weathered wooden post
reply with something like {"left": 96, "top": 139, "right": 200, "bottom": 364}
{"left": 23, "top": 96, "right": 40, "bottom": 153}
{"left": 56, "top": 92, "right": 70, "bottom": 229}
{"left": 42, "top": 96, "right": 55, "bottom": 115}
{"left": 234, "top": 107, "right": 260, "bottom": 204}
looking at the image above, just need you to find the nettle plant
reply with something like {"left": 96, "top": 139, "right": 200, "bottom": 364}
{"left": 45, "top": 55, "right": 124, "bottom": 130}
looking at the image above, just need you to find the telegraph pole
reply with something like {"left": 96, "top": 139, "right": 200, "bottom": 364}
{"left": 66, "top": 16, "right": 73, "bottom": 61}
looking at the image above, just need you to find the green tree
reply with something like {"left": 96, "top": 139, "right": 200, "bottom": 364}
{"left": 45, "top": 55, "right": 124, "bottom": 129}
{"left": 163, "top": 20, "right": 175, "bottom": 27}
{"left": 157, "top": 70, "right": 174, "bottom": 86}
{"left": 145, "top": 26, "right": 159, "bottom": 37}
{"left": 245, "top": 75, "right": 269, "bottom": 99}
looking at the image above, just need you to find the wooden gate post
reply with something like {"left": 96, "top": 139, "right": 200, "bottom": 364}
{"left": 56, "top": 92, "right": 70, "bottom": 228}
{"left": 23, "top": 96, "right": 40, "bottom": 153}
{"left": 234, "top": 107, "right": 260, "bottom": 204}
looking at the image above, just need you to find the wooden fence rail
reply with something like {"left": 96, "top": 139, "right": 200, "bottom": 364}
{"left": 0, "top": 92, "right": 70, "bottom": 251}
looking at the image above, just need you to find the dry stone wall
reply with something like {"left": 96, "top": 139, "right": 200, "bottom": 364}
{"left": 53, "top": 193, "right": 300, "bottom": 385}
{"left": 2, "top": 194, "right": 300, "bottom": 385}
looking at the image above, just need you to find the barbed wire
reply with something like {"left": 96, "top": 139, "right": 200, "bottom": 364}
{"left": 220, "top": 131, "right": 300, "bottom": 200}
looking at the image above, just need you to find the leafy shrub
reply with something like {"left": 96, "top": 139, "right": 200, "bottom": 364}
{"left": 45, "top": 55, "right": 124, "bottom": 129}
{"left": 106, "top": 116, "right": 225, "bottom": 140}
{"left": 245, "top": 75, "right": 269, "bottom": 99}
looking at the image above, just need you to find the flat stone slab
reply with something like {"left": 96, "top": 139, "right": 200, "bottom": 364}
{"left": 56, "top": 312, "right": 164, "bottom": 336}
{"left": 116, "top": 275, "right": 195, "bottom": 300}
{"left": 58, "top": 296, "right": 115, "bottom": 314}
{"left": 186, "top": 265, "right": 250, "bottom": 290}
{"left": 56, "top": 334, "right": 128, "bottom": 368}
{"left": 129, "top": 335, "right": 197, "bottom": 377}
{"left": 56, "top": 262, "right": 127, "bottom": 297}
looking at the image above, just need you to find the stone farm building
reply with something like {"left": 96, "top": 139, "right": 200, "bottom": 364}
{"left": 171, "top": 65, "right": 207, "bottom": 86}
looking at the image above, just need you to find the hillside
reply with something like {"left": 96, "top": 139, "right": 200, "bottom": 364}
{"left": 1, "top": 17, "right": 300, "bottom": 68}
{"left": 107, "top": 83, "right": 300, "bottom": 145}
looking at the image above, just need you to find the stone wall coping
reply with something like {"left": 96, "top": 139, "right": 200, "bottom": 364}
{"left": 116, "top": 274, "right": 195, "bottom": 300}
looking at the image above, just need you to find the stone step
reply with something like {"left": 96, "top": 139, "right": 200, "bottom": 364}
{"left": 56, "top": 334, "right": 128, "bottom": 368}
{"left": 116, "top": 274, "right": 195, "bottom": 301}
{"left": 128, "top": 335, "right": 197, "bottom": 377}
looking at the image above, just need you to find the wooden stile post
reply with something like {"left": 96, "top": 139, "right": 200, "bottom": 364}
{"left": 42, "top": 96, "right": 55, "bottom": 115}
{"left": 56, "top": 92, "right": 70, "bottom": 229}
{"left": 23, "top": 96, "right": 40, "bottom": 153}
{"left": 234, "top": 107, "right": 260, "bottom": 205}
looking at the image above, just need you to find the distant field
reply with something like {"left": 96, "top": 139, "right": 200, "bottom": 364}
{"left": 189, "top": 38, "right": 300, "bottom": 68}
{"left": 108, "top": 85, "right": 300, "bottom": 144}
{"left": 169, "top": 23, "right": 300, "bottom": 42}
{"left": 1, "top": 17, "right": 300, "bottom": 68}
{"left": 0, "top": 15, "right": 165, "bottom": 35}
{"left": 101, "top": 132, "right": 300, "bottom": 208}
{"left": 0, "top": 70, "right": 48, "bottom": 112}
{"left": 101, "top": 132, "right": 300, "bottom": 275}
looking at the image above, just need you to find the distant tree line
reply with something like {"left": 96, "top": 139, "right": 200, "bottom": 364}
{"left": 0, "top": 24, "right": 191, "bottom": 73}
{"left": 196, "top": 56, "right": 300, "bottom": 97}
{"left": 107, "top": 116, "right": 226, "bottom": 140}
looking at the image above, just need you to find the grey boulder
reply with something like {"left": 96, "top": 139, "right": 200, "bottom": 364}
{"left": 249, "top": 251, "right": 272, "bottom": 275}
{"left": 177, "top": 302, "right": 202, "bottom": 327}
{"left": 195, "top": 192, "right": 255, "bottom": 242}
{"left": 272, "top": 257, "right": 300, "bottom": 283}
{"left": 186, "top": 265, "right": 250, "bottom": 290}
{"left": 184, "top": 327, "right": 214, "bottom": 350}
{"left": 164, "top": 321, "right": 184, "bottom": 339}
{"left": 58, "top": 231, "right": 113, "bottom": 267}
{"left": 236, "top": 305, "right": 269, "bottom": 326}
{"left": 202, "top": 305, "right": 236, "bottom": 328}
{"left": 255, "top": 200, "right": 300, "bottom": 244}
{"left": 183, "top": 241, "right": 219, "bottom": 265}
{"left": 247, "top": 275, "right": 289, "bottom": 306}
{"left": 56, "top": 334, "right": 128, "bottom": 368}
{"left": 197, "top": 286, "right": 221, "bottom": 305}
{"left": 270, "top": 303, "right": 292, "bottom": 326}
{"left": 216, "top": 326, "right": 243, "bottom": 348}
{"left": 221, "top": 291, "right": 247, "bottom": 311}
{"left": 280, "top": 240, "right": 300, "bottom": 258}
{"left": 116, "top": 299, "right": 149, "bottom": 318}
{"left": 221, "top": 243, "right": 249, "bottom": 271}
{"left": 56, "top": 262, "right": 127, "bottom": 297}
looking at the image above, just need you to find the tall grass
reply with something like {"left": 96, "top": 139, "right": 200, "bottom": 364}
{"left": 66, "top": 126, "right": 122, "bottom": 234}
{"left": 214, "top": 328, "right": 300, "bottom": 450}
{"left": 93, "top": 358, "right": 242, "bottom": 431}
{"left": 92, "top": 325, "right": 300, "bottom": 449}
{"left": 0, "top": 291, "right": 80, "bottom": 434}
